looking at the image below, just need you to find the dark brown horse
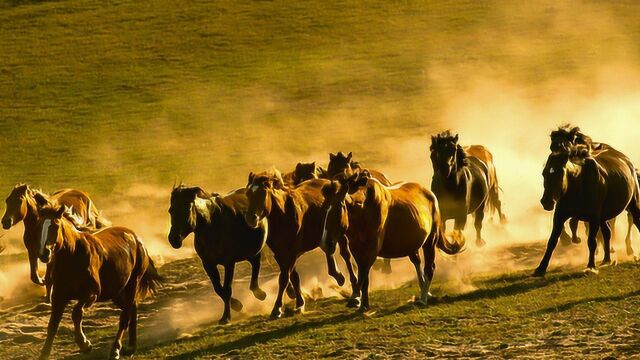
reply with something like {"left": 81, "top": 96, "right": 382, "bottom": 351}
{"left": 168, "top": 185, "right": 268, "bottom": 324}
{"left": 326, "top": 151, "right": 394, "bottom": 274}
{"left": 550, "top": 125, "right": 636, "bottom": 255}
{"left": 430, "top": 132, "right": 506, "bottom": 247}
{"left": 283, "top": 162, "right": 325, "bottom": 186}
{"left": 36, "top": 205, "right": 160, "bottom": 360}
{"left": 320, "top": 171, "right": 464, "bottom": 311}
{"left": 244, "top": 168, "right": 356, "bottom": 319}
{"left": 534, "top": 145, "right": 640, "bottom": 276}
{"left": 1, "top": 184, "right": 109, "bottom": 301}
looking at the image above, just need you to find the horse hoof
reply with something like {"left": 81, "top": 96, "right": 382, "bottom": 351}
{"left": 79, "top": 340, "right": 92, "bottom": 353}
{"left": 357, "top": 305, "right": 372, "bottom": 314}
{"left": 252, "top": 287, "right": 267, "bottom": 301}
{"left": 413, "top": 298, "right": 427, "bottom": 307}
{"left": 230, "top": 297, "right": 243, "bottom": 312}
{"left": 572, "top": 237, "right": 582, "bottom": 244}
{"left": 600, "top": 259, "right": 617, "bottom": 267}
{"left": 346, "top": 298, "right": 361, "bottom": 308}
{"left": 269, "top": 309, "right": 282, "bottom": 320}
{"left": 110, "top": 349, "right": 121, "bottom": 360}
{"left": 476, "top": 238, "right": 486, "bottom": 248}
{"left": 610, "top": 247, "right": 616, "bottom": 254}
{"left": 293, "top": 305, "right": 305, "bottom": 314}
{"left": 532, "top": 268, "right": 546, "bottom": 278}
{"left": 218, "top": 317, "right": 231, "bottom": 325}
{"left": 583, "top": 267, "right": 599, "bottom": 275}
{"left": 334, "top": 273, "right": 346, "bottom": 287}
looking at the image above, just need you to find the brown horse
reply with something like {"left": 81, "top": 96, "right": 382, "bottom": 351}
{"left": 430, "top": 131, "right": 506, "bottom": 247}
{"left": 283, "top": 162, "right": 325, "bottom": 186}
{"left": 535, "top": 145, "right": 640, "bottom": 276}
{"left": 550, "top": 125, "right": 636, "bottom": 255}
{"left": 244, "top": 168, "right": 356, "bottom": 319}
{"left": 36, "top": 205, "right": 160, "bottom": 360}
{"left": 326, "top": 151, "right": 394, "bottom": 274}
{"left": 168, "top": 185, "right": 268, "bottom": 324}
{"left": 320, "top": 171, "right": 464, "bottom": 311}
{"left": 1, "top": 184, "right": 109, "bottom": 301}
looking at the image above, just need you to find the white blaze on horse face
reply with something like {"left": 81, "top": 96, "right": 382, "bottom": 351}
{"left": 250, "top": 184, "right": 260, "bottom": 193}
{"left": 39, "top": 219, "right": 52, "bottom": 256}
{"left": 320, "top": 205, "right": 332, "bottom": 248}
{"left": 549, "top": 167, "right": 555, "bottom": 174}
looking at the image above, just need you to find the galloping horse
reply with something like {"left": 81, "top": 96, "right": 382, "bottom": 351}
{"left": 430, "top": 132, "right": 506, "bottom": 247}
{"left": 244, "top": 168, "right": 356, "bottom": 319}
{"left": 36, "top": 205, "right": 160, "bottom": 360}
{"left": 550, "top": 125, "right": 636, "bottom": 255}
{"left": 1, "top": 184, "right": 109, "bottom": 301}
{"left": 320, "top": 171, "right": 464, "bottom": 311}
{"left": 326, "top": 151, "right": 394, "bottom": 274}
{"left": 168, "top": 185, "right": 268, "bottom": 324}
{"left": 534, "top": 145, "right": 640, "bottom": 276}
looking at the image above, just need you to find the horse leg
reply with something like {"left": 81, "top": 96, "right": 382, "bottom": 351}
{"left": 422, "top": 242, "right": 437, "bottom": 301}
{"left": 473, "top": 204, "right": 486, "bottom": 247}
{"left": 585, "top": 221, "right": 600, "bottom": 273}
{"left": 358, "top": 259, "right": 374, "bottom": 312}
{"left": 203, "top": 262, "right": 225, "bottom": 303}
{"left": 625, "top": 212, "right": 635, "bottom": 256}
{"left": 600, "top": 221, "right": 614, "bottom": 266}
{"left": 219, "top": 262, "right": 238, "bottom": 325}
{"left": 408, "top": 253, "right": 427, "bottom": 306}
{"left": 289, "top": 268, "right": 305, "bottom": 313}
{"left": 325, "top": 252, "right": 345, "bottom": 287}
{"left": 127, "top": 302, "right": 137, "bottom": 354}
{"left": 39, "top": 295, "right": 68, "bottom": 360}
{"left": 533, "top": 212, "right": 567, "bottom": 277}
{"left": 72, "top": 299, "right": 93, "bottom": 353}
{"left": 271, "top": 262, "right": 292, "bottom": 320}
{"left": 569, "top": 218, "right": 581, "bottom": 244}
{"left": 28, "top": 250, "right": 45, "bottom": 286}
{"left": 110, "top": 304, "right": 132, "bottom": 359}
{"left": 453, "top": 216, "right": 468, "bottom": 246}
{"left": 44, "top": 263, "right": 53, "bottom": 304}
{"left": 606, "top": 218, "right": 616, "bottom": 254}
{"left": 338, "top": 235, "right": 358, "bottom": 298}
{"left": 248, "top": 254, "right": 267, "bottom": 301}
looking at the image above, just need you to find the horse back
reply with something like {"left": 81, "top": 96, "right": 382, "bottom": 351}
{"left": 51, "top": 189, "right": 94, "bottom": 225}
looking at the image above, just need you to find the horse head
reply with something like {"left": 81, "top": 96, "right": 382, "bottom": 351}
{"left": 2, "top": 184, "right": 34, "bottom": 229}
{"left": 168, "top": 185, "right": 211, "bottom": 249}
{"left": 244, "top": 167, "right": 285, "bottom": 228}
{"left": 36, "top": 205, "right": 69, "bottom": 263}
{"left": 327, "top": 151, "right": 355, "bottom": 180}
{"left": 430, "top": 131, "right": 467, "bottom": 178}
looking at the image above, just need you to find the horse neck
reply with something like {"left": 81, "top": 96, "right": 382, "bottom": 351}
{"left": 23, "top": 192, "right": 40, "bottom": 224}
{"left": 194, "top": 196, "right": 216, "bottom": 228}
{"left": 58, "top": 217, "right": 84, "bottom": 254}
{"left": 434, "top": 164, "right": 466, "bottom": 191}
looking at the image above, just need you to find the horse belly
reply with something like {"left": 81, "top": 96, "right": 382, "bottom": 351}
{"left": 378, "top": 207, "right": 429, "bottom": 258}
{"left": 602, "top": 177, "right": 634, "bottom": 220}
{"left": 98, "top": 261, "right": 134, "bottom": 300}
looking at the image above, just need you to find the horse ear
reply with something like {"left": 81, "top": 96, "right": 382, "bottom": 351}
{"left": 33, "top": 193, "right": 50, "bottom": 209}
{"left": 247, "top": 172, "right": 255, "bottom": 188}
{"left": 346, "top": 152, "right": 353, "bottom": 162}
{"left": 311, "top": 161, "right": 316, "bottom": 167}
{"left": 454, "top": 134, "right": 459, "bottom": 143}
{"left": 55, "top": 205, "right": 67, "bottom": 218}
{"left": 329, "top": 153, "right": 336, "bottom": 161}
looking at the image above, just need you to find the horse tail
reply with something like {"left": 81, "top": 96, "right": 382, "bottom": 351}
{"left": 426, "top": 190, "right": 465, "bottom": 255}
{"left": 138, "top": 257, "right": 162, "bottom": 300}
{"left": 484, "top": 159, "right": 505, "bottom": 222}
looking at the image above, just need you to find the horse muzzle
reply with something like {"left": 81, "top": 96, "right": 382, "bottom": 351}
{"left": 39, "top": 248, "right": 51, "bottom": 264}
{"left": 244, "top": 213, "right": 260, "bottom": 229}
{"left": 1, "top": 217, "right": 12, "bottom": 230}
{"left": 540, "top": 198, "right": 555, "bottom": 211}
{"left": 168, "top": 232, "right": 185, "bottom": 249}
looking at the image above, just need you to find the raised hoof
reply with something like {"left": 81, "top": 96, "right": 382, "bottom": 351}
{"left": 293, "top": 305, "right": 305, "bottom": 315}
{"left": 572, "top": 236, "right": 582, "bottom": 244}
{"left": 583, "top": 267, "right": 599, "bottom": 275}
{"left": 599, "top": 259, "right": 617, "bottom": 268}
{"left": 286, "top": 284, "right": 296, "bottom": 299}
{"left": 333, "top": 272, "right": 346, "bottom": 287}
{"left": 78, "top": 340, "right": 92, "bottom": 353}
{"left": 230, "top": 297, "right": 243, "bottom": 312}
{"left": 218, "top": 317, "right": 231, "bottom": 325}
{"left": 251, "top": 287, "right": 267, "bottom": 301}
{"left": 532, "top": 268, "right": 546, "bottom": 278}
{"left": 476, "top": 238, "right": 486, "bottom": 248}
{"left": 346, "top": 298, "right": 361, "bottom": 308}
{"left": 269, "top": 309, "right": 283, "bottom": 320}
{"left": 610, "top": 247, "right": 616, "bottom": 254}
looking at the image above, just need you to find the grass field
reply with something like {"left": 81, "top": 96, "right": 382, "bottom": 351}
{"left": 1, "top": 0, "right": 640, "bottom": 359}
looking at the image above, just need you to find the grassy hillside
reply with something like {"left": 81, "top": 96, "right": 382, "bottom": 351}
{"left": 1, "top": 0, "right": 639, "bottom": 195}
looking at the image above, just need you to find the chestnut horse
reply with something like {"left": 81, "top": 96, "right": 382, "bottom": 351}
{"left": 283, "top": 161, "right": 325, "bottom": 186}
{"left": 320, "top": 171, "right": 464, "bottom": 311}
{"left": 550, "top": 125, "right": 636, "bottom": 255}
{"left": 244, "top": 168, "right": 356, "bottom": 319}
{"left": 1, "top": 184, "right": 109, "bottom": 301}
{"left": 430, "top": 131, "right": 506, "bottom": 247}
{"left": 168, "top": 185, "right": 268, "bottom": 324}
{"left": 326, "top": 151, "right": 394, "bottom": 274}
{"left": 534, "top": 145, "right": 640, "bottom": 276}
{"left": 36, "top": 205, "right": 160, "bottom": 360}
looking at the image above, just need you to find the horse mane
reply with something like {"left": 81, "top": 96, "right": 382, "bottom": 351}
{"left": 550, "top": 124, "right": 593, "bottom": 151}
{"left": 255, "top": 166, "right": 285, "bottom": 189}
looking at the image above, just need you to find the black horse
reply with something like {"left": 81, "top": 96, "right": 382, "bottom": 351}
{"left": 168, "top": 185, "right": 268, "bottom": 324}
{"left": 534, "top": 145, "right": 640, "bottom": 276}
{"left": 429, "top": 131, "right": 506, "bottom": 247}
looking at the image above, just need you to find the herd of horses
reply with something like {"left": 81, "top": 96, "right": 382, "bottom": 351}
{"left": 1, "top": 125, "right": 639, "bottom": 359}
